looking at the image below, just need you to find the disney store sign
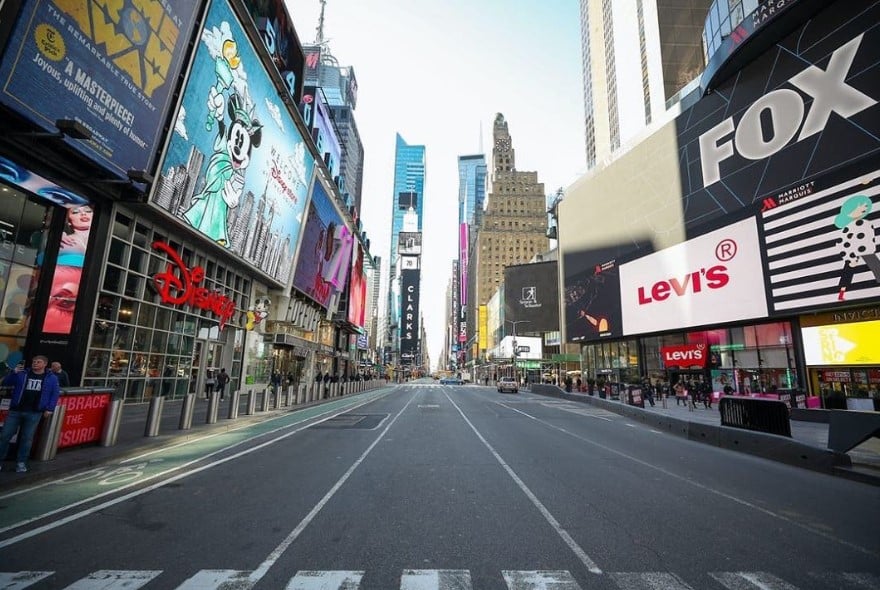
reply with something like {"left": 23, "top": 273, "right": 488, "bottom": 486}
{"left": 151, "top": 241, "right": 237, "bottom": 330}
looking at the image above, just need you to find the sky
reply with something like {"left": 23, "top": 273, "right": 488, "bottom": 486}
{"left": 287, "top": 0, "right": 588, "bottom": 369}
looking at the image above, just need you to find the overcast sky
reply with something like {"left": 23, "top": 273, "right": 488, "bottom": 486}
{"left": 287, "top": 0, "right": 587, "bottom": 368}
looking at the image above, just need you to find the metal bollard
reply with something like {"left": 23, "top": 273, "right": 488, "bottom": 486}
{"left": 662, "top": 393, "right": 667, "bottom": 409}
{"left": 206, "top": 390, "right": 220, "bottom": 424}
{"left": 179, "top": 393, "right": 196, "bottom": 430}
{"left": 100, "top": 398, "right": 124, "bottom": 447}
{"left": 145, "top": 395, "right": 165, "bottom": 437}
{"left": 261, "top": 388, "right": 271, "bottom": 412}
{"left": 245, "top": 389, "right": 256, "bottom": 415}
{"left": 227, "top": 389, "right": 241, "bottom": 420}
{"left": 33, "top": 405, "right": 66, "bottom": 461}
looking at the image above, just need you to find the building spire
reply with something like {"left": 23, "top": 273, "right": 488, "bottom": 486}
{"left": 315, "top": 0, "right": 327, "bottom": 45}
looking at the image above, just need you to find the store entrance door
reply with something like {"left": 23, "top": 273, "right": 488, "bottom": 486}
{"left": 190, "top": 341, "right": 224, "bottom": 396}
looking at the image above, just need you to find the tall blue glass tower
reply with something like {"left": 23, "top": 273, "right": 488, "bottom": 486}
{"left": 458, "top": 154, "right": 487, "bottom": 227}
{"left": 386, "top": 133, "right": 425, "bottom": 363}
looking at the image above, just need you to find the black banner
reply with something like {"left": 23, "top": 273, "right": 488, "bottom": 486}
{"left": 400, "top": 268, "right": 421, "bottom": 357}
{"left": 503, "top": 262, "right": 560, "bottom": 333}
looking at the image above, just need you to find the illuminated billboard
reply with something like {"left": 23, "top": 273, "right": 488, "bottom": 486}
{"left": 152, "top": 0, "right": 315, "bottom": 286}
{"left": 241, "top": 0, "right": 306, "bottom": 105}
{"left": 0, "top": 0, "right": 202, "bottom": 177}
{"left": 292, "top": 180, "right": 351, "bottom": 309}
{"left": 503, "top": 262, "right": 559, "bottom": 333}
{"left": 802, "top": 320, "right": 880, "bottom": 365}
{"left": 400, "top": 268, "right": 420, "bottom": 357}
{"left": 347, "top": 241, "right": 367, "bottom": 328}
{"left": 565, "top": 258, "right": 622, "bottom": 342}
{"left": 42, "top": 204, "right": 95, "bottom": 335}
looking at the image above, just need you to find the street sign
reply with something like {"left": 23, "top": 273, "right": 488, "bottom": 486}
{"left": 517, "top": 346, "right": 530, "bottom": 353}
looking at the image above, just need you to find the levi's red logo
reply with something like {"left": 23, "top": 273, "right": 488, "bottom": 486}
{"left": 661, "top": 344, "right": 707, "bottom": 367}
{"left": 637, "top": 265, "right": 729, "bottom": 305}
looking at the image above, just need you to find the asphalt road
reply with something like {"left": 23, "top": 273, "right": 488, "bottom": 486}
{"left": 1, "top": 382, "right": 878, "bottom": 589}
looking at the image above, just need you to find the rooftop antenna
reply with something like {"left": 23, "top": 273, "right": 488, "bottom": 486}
{"left": 314, "top": 0, "right": 338, "bottom": 66}
{"left": 315, "top": 0, "right": 327, "bottom": 45}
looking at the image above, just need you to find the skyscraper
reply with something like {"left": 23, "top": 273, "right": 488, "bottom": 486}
{"left": 458, "top": 154, "right": 487, "bottom": 227}
{"left": 579, "top": 0, "right": 711, "bottom": 168}
{"left": 457, "top": 154, "right": 487, "bottom": 366}
{"left": 474, "top": 115, "right": 549, "bottom": 315}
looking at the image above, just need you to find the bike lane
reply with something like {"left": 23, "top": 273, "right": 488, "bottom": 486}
{"left": 0, "top": 388, "right": 394, "bottom": 538}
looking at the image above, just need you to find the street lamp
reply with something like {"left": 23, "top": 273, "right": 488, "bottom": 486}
{"left": 506, "top": 320, "right": 531, "bottom": 384}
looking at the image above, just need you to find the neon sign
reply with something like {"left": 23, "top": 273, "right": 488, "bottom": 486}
{"left": 151, "top": 241, "right": 237, "bottom": 330}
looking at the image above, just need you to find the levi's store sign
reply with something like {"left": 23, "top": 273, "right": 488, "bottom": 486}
{"left": 661, "top": 344, "right": 707, "bottom": 368}
{"left": 620, "top": 218, "right": 768, "bottom": 335}
{"left": 151, "top": 241, "right": 237, "bottom": 330}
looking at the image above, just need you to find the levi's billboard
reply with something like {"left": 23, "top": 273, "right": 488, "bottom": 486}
{"left": 620, "top": 218, "right": 768, "bottom": 335}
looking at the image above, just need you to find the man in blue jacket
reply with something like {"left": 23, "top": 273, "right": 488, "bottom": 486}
{"left": 0, "top": 355, "right": 61, "bottom": 473}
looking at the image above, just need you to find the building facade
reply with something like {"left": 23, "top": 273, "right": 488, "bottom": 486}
{"left": 475, "top": 115, "right": 550, "bottom": 314}
{"left": 561, "top": 0, "right": 879, "bottom": 409}
{"left": 579, "top": 0, "right": 712, "bottom": 168}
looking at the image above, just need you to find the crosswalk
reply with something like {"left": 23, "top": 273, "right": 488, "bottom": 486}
{"left": 1, "top": 569, "right": 878, "bottom": 589}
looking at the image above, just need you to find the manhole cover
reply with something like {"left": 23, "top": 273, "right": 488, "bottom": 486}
{"left": 314, "top": 414, "right": 387, "bottom": 429}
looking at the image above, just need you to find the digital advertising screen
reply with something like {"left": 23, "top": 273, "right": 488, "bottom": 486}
{"left": 619, "top": 218, "right": 768, "bottom": 335}
{"left": 292, "top": 179, "right": 350, "bottom": 309}
{"left": 802, "top": 320, "right": 880, "bottom": 365}
{"left": 503, "top": 261, "right": 559, "bottom": 333}
{"left": 42, "top": 203, "right": 95, "bottom": 335}
{"left": 241, "top": 0, "right": 306, "bottom": 105}
{"left": 400, "top": 268, "right": 420, "bottom": 357}
{"left": 0, "top": 0, "right": 203, "bottom": 177}
{"left": 760, "top": 166, "right": 880, "bottom": 314}
{"left": 152, "top": 0, "right": 315, "bottom": 286}
{"left": 398, "top": 232, "right": 421, "bottom": 256}
{"left": 347, "top": 241, "right": 367, "bottom": 328}
{"left": 564, "top": 256, "right": 622, "bottom": 343}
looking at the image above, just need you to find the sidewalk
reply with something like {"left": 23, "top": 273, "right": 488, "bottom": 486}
{"left": 526, "top": 384, "right": 880, "bottom": 485}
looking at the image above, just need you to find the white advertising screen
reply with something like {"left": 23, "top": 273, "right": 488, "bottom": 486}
{"left": 620, "top": 218, "right": 768, "bottom": 335}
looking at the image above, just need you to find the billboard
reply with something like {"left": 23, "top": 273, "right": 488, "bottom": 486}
{"left": 504, "top": 262, "right": 559, "bottom": 333}
{"left": 400, "top": 267, "right": 420, "bottom": 357}
{"left": 292, "top": 179, "right": 351, "bottom": 309}
{"left": 759, "top": 165, "right": 880, "bottom": 313}
{"left": 0, "top": 0, "right": 202, "bottom": 177}
{"left": 620, "top": 218, "right": 768, "bottom": 334}
{"left": 459, "top": 222, "right": 468, "bottom": 306}
{"left": 398, "top": 231, "right": 421, "bottom": 256}
{"left": 42, "top": 203, "right": 95, "bottom": 335}
{"left": 565, "top": 258, "right": 622, "bottom": 342}
{"left": 152, "top": 0, "right": 314, "bottom": 286}
{"left": 347, "top": 240, "right": 366, "bottom": 327}
{"left": 802, "top": 320, "right": 880, "bottom": 365}
{"left": 241, "top": 0, "right": 305, "bottom": 105}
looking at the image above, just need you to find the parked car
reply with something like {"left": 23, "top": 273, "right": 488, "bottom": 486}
{"left": 497, "top": 376, "right": 518, "bottom": 393}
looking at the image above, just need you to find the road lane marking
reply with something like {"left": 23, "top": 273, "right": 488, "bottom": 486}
{"left": 401, "top": 569, "right": 472, "bottom": 590}
{"left": 63, "top": 570, "right": 161, "bottom": 589}
{"left": 0, "top": 389, "right": 398, "bottom": 547}
{"left": 245, "top": 393, "right": 419, "bottom": 585}
{"left": 446, "top": 393, "right": 603, "bottom": 575}
{"left": 502, "top": 570, "right": 581, "bottom": 589}
{"left": 710, "top": 571, "right": 800, "bottom": 589}
{"left": 610, "top": 571, "right": 696, "bottom": 589}
{"left": 174, "top": 569, "right": 250, "bottom": 589}
{"left": 497, "top": 404, "right": 879, "bottom": 559}
{"left": 286, "top": 570, "right": 364, "bottom": 590}
{"left": 0, "top": 571, "right": 54, "bottom": 589}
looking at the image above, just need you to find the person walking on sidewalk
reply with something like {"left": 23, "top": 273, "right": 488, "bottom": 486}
{"left": 216, "top": 368, "right": 230, "bottom": 400}
{"left": 642, "top": 376, "right": 655, "bottom": 407}
{"left": 0, "top": 355, "right": 61, "bottom": 473}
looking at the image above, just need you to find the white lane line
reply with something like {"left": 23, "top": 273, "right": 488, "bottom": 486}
{"left": 174, "top": 569, "right": 251, "bottom": 589}
{"left": 0, "top": 571, "right": 54, "bottom": 589}
{"left": 400, "top": 569, "right": 472, "bottom": 590}
{"left": 502, "top": 570, "right": 582, "bottom": 589}
{"left": 63, "top": 570, "right": 161, "bottom": 589}
{"left": 0, "top": 390, "right": 397, "bottom": 547}
{"left": 286, "top": 570, "right": 364, "bottom": 589}
{"left": 246, "top": 393, "right": 419, "bottom": 585}
{"left": 498, "top": 403, "right": 879, "bottom": 559}
{"left": 446, "top": 393, "right": 602, "bottom": 575}
{"left": 610, "top": 571, "right": 696, "bottom": 589}
{"left": 709, "top": 572, "right": 800, "bottom": 590}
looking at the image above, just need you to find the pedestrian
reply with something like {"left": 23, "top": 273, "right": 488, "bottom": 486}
{"left": 0, "top": 355, "right": 61, "bottom": 473}
{"left": 271, "top": 370, "right": 282, "bottom": 394}
{"left": 643, "top": 377, "right": 655, "bottom": 407}
{"left": 204, "top": 370, "right": 216, "bottom": 398}
{"left": 216, "top": 368, "right": 230, "bottom": 400}
{"left": 50, "top": 361, "right": 70, "bottom": 389}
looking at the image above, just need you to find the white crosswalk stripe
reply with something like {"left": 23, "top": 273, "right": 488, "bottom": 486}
{"left": 63, "top": 570, "right": 162, "bottom": 589}
{"left": 502, "top": 570, "right": 582, "bottom": 589}
{"left": 175, "top": 569, "right": 251, "bottom": 589}
{"left": 710, "top": 571, "right": 800, "bottom": 590}
{"left": 609, "top": 572, "right": 696, "bottom": 589}
{"left": 286, "top": 570, "right": 364, "bottom": 589}
{"left": 0, "top": 571, "right": 54, "bottom": 590}
{"left": 2, "top": 569, "right": 878, "bottom": 589}
{"left": 400, "top": 569, "right": 471, "bottom": 589}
